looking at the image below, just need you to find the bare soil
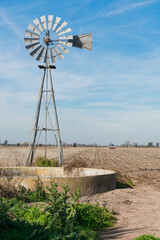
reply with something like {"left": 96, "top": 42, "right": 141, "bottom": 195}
{"left": 81, "top": 185, "right": 160, "bottom": 239}
{"left": 0, "top": 146, "right": 160, "bottom": 239}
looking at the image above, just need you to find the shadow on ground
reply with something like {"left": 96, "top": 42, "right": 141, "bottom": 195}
{"left": 100, "top": 227, "right": 145, "bottom": 239}
{"left": 116, "top": 181, "right": 133, "bottom": 189}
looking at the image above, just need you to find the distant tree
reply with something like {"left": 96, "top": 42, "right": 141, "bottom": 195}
{"left": 3, "top": 140, "right": 8, "bottom": 146}
{"left": 148, "top": 142, "right": 153, "bottom": 147}
{"left": 108, "top": 142, "right": 112, "bottom": 146}
{"left": 133, "top": 142, "right": 138, "bottom": 147}
{"left": 72, "top": 143, "right": 77, "bottom": 147}
{"left": 156, "top": 142, "right": 159, "bottom": 147}
{"left": 125, "top": 141, "right": 130, "bottom": 148}
{"left": 16, "top": 142, "right": 20, "bottom": 146}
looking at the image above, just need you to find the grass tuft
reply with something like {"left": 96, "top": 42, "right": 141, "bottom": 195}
{"left": 116, "top": 180, "right": 134, "bottom": 189}
{"left": 134, "top": 235, "right": 160, "bottom": 240}
{"left": 35, "top": 157, "right": 59, "bottom": 167}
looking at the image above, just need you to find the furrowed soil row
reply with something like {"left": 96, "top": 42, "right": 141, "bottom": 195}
{"left": 0, "top": 146, "right": 160, "bottom": 189}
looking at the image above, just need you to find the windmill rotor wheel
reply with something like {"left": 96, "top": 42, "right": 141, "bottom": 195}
{"left": 24, "top": 15, "right": 92, "bottom": 64}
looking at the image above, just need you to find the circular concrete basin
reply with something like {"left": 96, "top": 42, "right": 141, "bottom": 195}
{"left": 0, "top": 167, "right": 116, "bottom": 196}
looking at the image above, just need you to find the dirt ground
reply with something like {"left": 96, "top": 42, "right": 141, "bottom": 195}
{"left": 81, "top": 185, "right": 160, "bottom": 240}
{"left": 0, "top": 146, "right": 160, "bottom": 239}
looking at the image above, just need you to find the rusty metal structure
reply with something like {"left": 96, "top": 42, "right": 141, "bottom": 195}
{"left": 24, "top": 15, "right": 92, "bottom": 166}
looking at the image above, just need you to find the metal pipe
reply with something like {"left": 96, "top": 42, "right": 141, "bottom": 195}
{"left": 44, "top": 66, "right": 48, "bottom": 158}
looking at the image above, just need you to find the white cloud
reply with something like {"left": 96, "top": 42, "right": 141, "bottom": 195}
{"left": 103, "top": 0, "right": 157, "bottom": 17}
{"left": 0, "top": 9, "right": 22, "bottom": 38}
{"left": 58, "top": 107, "right": 160, "bottom": 145}
{"left": 2, "top": 47, "right": 160, "bottom": 144}
{"left": 87, "top": 102, "right": 118, "bottom": 107}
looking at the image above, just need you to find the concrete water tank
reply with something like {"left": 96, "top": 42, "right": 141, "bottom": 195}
{"left": 0, "top": 167, "right": 116, "bottom": 196}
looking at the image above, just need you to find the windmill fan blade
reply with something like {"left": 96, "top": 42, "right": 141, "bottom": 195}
{"left": 58, "top": 35, "right": 73, "bottom": 40}
{"left": 25, "top": 30, "right": 40, "bottom": 38}
{"left": 30, "top": 45, "right": 42, "bottom": 57}
{"left": 55, "top": 21, "right": 67, "bottom": 33}
{"left": 28, "top": 23, "right": 41, "bottom": 35}
{"left": 58, "top": 40, "right": 72, "bottom": 47}
{"left": 44, "top": 48, "right": 50, "bottom": 64}
{"left": 26, "top": 42, "right": 40, "bottom": 51}
{"left": 52, "top": 17, "right": 61, "bottom": 31}
{"left": 33, "top": 18, "right": 44, "bottom": 32}
{"left": 36, "top": 47, "right": 45, "bottom": 62}
{"left": 50, "top": 48, "right": 57, "bottom": 62}
{"left": 57, "top": 44, "right": 69, "bottom": 54}
{"left": 40, "top": 15, "right": 47, "bottom": 30}
{"left": 53, "top": 46, "right": 64, "bottom": 60}
{"left": 69, "top": 33, "right": 92, "bottom": 50}
{"left": 24, "top": 38, "right": 40, "bottom": 44}
{"left": 57, "top": 27, "right": 71, "bottom": 36}
{"left": 48, "top": 15, "right": 53, "bottom": 30}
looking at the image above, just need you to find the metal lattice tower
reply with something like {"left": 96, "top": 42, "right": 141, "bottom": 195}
{"left": 24, "top": 15, "right": 92, "bottom": 166}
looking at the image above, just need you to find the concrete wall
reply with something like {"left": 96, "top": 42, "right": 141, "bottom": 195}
{"left": 0, "top": 167, "right": 116, "bottom": 196}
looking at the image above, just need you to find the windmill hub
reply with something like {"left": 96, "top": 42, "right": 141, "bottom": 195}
{"left": 43, "top": 31, "right": 51, "bottom": 44}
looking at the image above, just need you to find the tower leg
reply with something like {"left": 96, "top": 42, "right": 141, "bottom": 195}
{"left": 25, "top": 68, "right": 46, "bottom": 166}
{"left": 49, "top": 67, "right": 64, "bottom": 165}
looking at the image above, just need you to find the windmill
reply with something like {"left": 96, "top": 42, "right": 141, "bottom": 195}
{"left": 24, "top": 15, "right": 92, "bottom": 166}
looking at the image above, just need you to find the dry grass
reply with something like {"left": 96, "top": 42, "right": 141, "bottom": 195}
{"left": 0, "top": 177, "right": 18, "bottom": 198}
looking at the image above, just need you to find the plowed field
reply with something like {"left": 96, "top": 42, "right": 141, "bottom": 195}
{"left": 0, "top": 146, "right": 160, "bottom": 189}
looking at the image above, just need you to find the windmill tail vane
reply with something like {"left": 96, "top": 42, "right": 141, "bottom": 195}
{"left": 24, "top": 15, "right": 92, "bottom": 166}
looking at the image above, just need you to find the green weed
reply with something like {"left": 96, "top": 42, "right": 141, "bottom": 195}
{"left": 17, "top": 178, "right": 47, "bottom": 202}
{"left": 35, "top": 157, "right": 59, "bottom": 167}
{"left": 116, "top": 180, "right": 134, "bottom": 189}
{"left": 134, "top": 235, "right": 160, "bottom": 240}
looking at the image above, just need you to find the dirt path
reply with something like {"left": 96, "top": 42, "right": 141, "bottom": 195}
{"left": 81, "top": 185, "right": 160, "bottom": 240}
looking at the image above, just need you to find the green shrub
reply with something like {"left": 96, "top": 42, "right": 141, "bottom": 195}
{"left": 134, "top": 235, "right": 160, "bottom": 240}
{"left": 35, "top": 157, "right": 59, "bottom": 167}
{"left": 45, "top": 182, "right": 115, "bottom": 237}
{"left": 76, "top": 203, "right": 115, "bottom": 229}
{"left": 44, "top": 183, "right": 82, "bottom": 233}
{"left": 0, "top": 183, "right": 115, "bottom": 240}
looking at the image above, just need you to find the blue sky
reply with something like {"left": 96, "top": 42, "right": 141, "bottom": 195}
{"left": 0, "top": 0, "right": 160, "bottom": 145}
